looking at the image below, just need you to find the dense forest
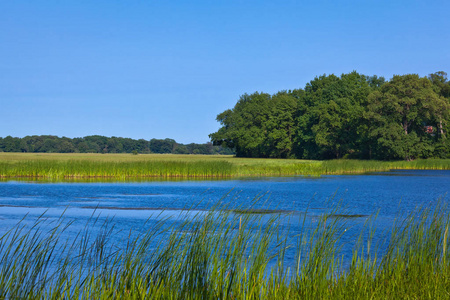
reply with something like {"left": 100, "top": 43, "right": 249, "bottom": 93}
{"left": 0, "top": 135, "right": 234, "bottom": 155}
{"left": 210, "top": 71, "right": 450, "bottom": 160}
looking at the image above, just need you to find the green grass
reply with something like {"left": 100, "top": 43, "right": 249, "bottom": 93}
{"left": 1, "top": 201, "right": 450, "bottom": 299}
{"left": 0, "top": 153, "right": 449, "bottom": 179}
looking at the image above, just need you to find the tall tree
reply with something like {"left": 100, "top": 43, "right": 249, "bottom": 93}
{"left": 428, "top": 71, "right": 450, "bottom": 139}
{"left": 264, "top": 92, "right": 298, "bottom": 158}
{"left": 295, "top": 72, "right": 373, "bottom": 159}
{"left": 366, "top": 74, "right": 445, "bottom": 160}
{"left": 210, "top": 92, "right": 271, "bottom": 157}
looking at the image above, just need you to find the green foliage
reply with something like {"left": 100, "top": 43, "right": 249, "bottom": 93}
{"left": 365, "top": 74, "right": 448, "bottom": 160}
{"left": 210, "top": 93, "right": 271, "bottom": 157}
{"left": 0, "top": 135, "right": 234, "bottom": 155}
{"left": 211, "top": 71, "right": 450, "bottom": 160}
{"left": 265, "top": 92, "right": 298, "bottom": 158}
{"left": 210, "top": 92, "right": 298, "bottom": 158}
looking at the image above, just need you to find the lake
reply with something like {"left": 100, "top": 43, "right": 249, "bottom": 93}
{"left": 0, "top": 169, "right": 449, "bottom": 270}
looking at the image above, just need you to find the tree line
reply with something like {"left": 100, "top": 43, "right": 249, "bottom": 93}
{"left": 0, "top": 135, "right": 234, "bottom": 155}
{"left": 210, "top": 71, "right": 450, "bottom": 160}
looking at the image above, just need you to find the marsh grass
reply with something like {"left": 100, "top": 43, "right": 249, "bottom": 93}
{"left": 0, "top": 153, "right": 449, "bottom": 179}
{"left": 0, "top": 160, "right": 235, "bottom": 179}
{"left": 1, "top": 201, "right": 450, "bottom": 299}
{"left": 320, "top": 159, "right": 450, "bottom": 175}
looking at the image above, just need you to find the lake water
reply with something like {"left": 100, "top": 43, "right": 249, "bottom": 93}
{"left": 0, "top": 169, "right": 449, "bottom": 270}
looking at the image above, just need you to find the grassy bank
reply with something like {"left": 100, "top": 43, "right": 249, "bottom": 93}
{"left": 0, "top": 153, "right": 449, "bottom": 179}
{"left": 1, "top": 203, "right": 450, "bottom": 299}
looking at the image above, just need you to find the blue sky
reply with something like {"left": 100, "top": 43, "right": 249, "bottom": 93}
{"left": 1, "top": 1, "right": 449, "bottom": 143}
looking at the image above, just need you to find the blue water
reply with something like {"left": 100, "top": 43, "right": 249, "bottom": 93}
{"left": 0, "top": 169, "right": 448, "bottom": 270}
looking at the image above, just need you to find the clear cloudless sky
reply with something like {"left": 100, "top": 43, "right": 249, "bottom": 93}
{"left": 1, "top": 0, "right": 449, "bottom": 143}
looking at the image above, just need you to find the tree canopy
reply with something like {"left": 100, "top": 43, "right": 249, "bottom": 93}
{"left": 210, "top": 71, "right": 450, "bottom": 160}
{"left": 0, "top": 135, "right": 234, "bottom": 155}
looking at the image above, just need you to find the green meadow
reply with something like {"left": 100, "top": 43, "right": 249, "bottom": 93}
{"left": 1, "top": 202, "right": 450, "bottom": 299}
{"left": 0, "top": 153, "right": 449, "bottom": 179}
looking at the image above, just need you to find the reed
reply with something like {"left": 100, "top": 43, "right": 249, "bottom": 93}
{"left": 320, "top": 159, "right": 450, "bottom": 174}
{"left": 0, "top": 160, "right": 235, "bottom": 179}
{"left": 0, "top": 153, "right": 449, "bottom": 179}
{"left": 1, "top": 200, "right": 450, "bottom": 299}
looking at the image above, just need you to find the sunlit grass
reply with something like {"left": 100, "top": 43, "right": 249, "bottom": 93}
{"left": 1, "top": 200, "right": 450, "bottom": 299}
{"left": 0, "top": 153, "right": 449, "bottom": 179}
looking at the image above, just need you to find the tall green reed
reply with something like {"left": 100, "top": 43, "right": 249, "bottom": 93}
{"left": 0, "top": 157, "right": 449, "bottom": 179}
{"left": 1, "top": 199, "right": 450, "bottom": 298}
{"left": 0, "top": 160, "right": 235, "bottom": 179}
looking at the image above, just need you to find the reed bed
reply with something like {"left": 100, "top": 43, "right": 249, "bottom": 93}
{"left": 0, "top": 153, "right": 449, "bottom": 179}
{"left": 0, "top": 160, "right": 235, "bottom": 179}
{"left": 320, "top": 159, "right": 450, "bottom": 174}
{"left": 1, "top": 201, "right": 450, "bottom": 299}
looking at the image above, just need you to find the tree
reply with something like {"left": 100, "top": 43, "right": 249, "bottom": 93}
{"left": 428, "top": 72, "right": 450, "bottom": 139}
{"left": 210, "top": 92, "right": 271, "bottom": 157}
{"left": 149, "top": 138, "right": 176, "bottom": 153}
{"left": 295, "top": 72, "right": 373, "bottom": 159}
{"left": 264, "top": 92, "right": 298, "bottom": 158}
{"left": 366, "top": 74, "right": 445, "bottom": 160}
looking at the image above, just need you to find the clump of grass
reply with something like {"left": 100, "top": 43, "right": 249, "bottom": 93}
{"left": 1, "top": 200, "right": 450, "bottom": 299}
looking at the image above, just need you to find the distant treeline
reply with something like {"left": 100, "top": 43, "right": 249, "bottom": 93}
{"left": 0, "top": 135, "right": 235, "bottom": 155}
{"left": 210, "top": 71, "right": 450, "bottom": 160}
